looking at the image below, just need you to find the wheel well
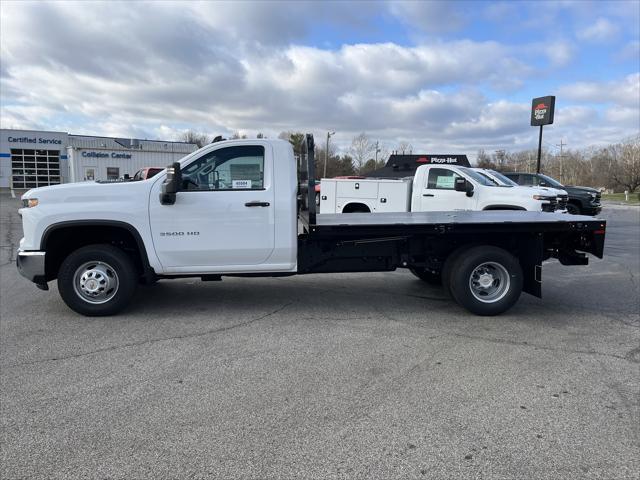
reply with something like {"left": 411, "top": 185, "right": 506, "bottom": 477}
{"left": 482, "top": 205, "right": 526, "bottom": 211}
{"left": 42, "top": 223, "right": 151, "bottom": 281}
{"left": 342, "top": 202, "right": 371, "bottom": 213}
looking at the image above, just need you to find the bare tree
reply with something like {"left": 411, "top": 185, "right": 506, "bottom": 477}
{"left": 179, "top": 130, "right": 210, "bottom": 148}
{"left": 349, "top": 132, "right": 376, "bottom": 173}
{"left": 278, "top": 131, "right": 306, "bottom": 158}
{"left": 230, "top": 131, "right": 247, "bottom": 140}
{"left": 476, "top": 149, "right": 496, "bottom": 169}
{"left": 611, "top": 136, "right": 640, "bottom": 192}
{"left": 397, "top": 141, "right": 413, "bottom": 155}
{"left": 377, "top": 144, "right": 390, "bottom": 166}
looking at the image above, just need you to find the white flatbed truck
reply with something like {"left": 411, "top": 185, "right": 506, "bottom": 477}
{"left": 17, "top": 135, "right": 605, "bottom": 317}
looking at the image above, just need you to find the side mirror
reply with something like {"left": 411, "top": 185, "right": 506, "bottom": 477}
{"left": 454, "top": 177, "right": 474, "bottom": 197}
{"left": 159, "top": 162, "right": 182, "bottom": 205}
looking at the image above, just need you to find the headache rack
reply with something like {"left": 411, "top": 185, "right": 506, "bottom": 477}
{"left": 298, "top": 134, "right": 318, "bottom": 229}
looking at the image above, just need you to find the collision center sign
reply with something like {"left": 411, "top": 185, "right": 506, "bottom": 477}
{"left": 530, "top": 96, "right": 555, "bottom": 126}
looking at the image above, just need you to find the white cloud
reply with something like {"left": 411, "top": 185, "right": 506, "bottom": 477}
{"left": 577, "top": 17, "right": 620, "bottom": 42}
{"left": 557, "top": 73, "right": 640, "bottom": 106}
{"left": 388, "top": 0, "right": 468, "bottom": 34}
{"left": 0, "top": 0, "right": 638, "bottom": 156}
{"left": 543, "top": 41, "right": 575, "bottom": 67}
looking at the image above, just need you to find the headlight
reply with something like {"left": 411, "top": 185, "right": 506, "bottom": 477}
{"left": 21, "top": 198, "right": 39, "bottom": 208}
{"left": 532, "top": 195, "right": 553, "bottom": 201}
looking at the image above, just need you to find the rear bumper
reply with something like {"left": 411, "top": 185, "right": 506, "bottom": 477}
{"left": 16, "top": 250, "right": 47, "bottom": 286}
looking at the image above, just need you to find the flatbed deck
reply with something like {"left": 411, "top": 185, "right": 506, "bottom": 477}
{"left": 300, "top": 210, "right": 605, "bottom": 237}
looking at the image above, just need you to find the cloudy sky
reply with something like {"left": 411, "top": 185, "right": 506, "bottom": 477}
{"left": 1, "top": 0, "right": 638, "bottom": 156}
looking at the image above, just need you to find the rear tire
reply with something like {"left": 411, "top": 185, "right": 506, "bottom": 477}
{"left": 447, "top": 246, "right": 523, "bottom": 316}
{"left": 566, "top": 203, "right": 581, "bottom": 215}
{"left": 408, "top": 267, "right": 442, "bottom": 285}
{"left": 57, "top": 244, "right": 138, "bottom": 316}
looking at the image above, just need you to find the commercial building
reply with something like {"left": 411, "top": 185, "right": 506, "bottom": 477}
{"left": 1, "top": 129, "right": 198, "bottom": 191}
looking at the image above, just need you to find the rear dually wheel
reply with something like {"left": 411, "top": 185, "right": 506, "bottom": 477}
{"left": 447, "top": 245, "right": 523, "bottom": 316}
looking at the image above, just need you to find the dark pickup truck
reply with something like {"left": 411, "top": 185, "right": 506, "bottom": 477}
{"left": 502, "top": 172, "right": 602, "bottom": 216}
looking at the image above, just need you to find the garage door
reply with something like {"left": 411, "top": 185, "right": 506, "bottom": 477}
{"left": 11, "top": 149, "right": 61, "bottom": 189}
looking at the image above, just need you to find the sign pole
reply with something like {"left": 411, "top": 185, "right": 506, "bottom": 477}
{"left": 536, "top": 125, "right": 543, "bottom": 173}
{"left": 530, "top": 95, "right": 555, "bottom": 174}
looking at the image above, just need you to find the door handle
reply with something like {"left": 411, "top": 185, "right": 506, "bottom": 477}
{"left": 245, "top": 201, "right": 270, "bottom": 207}
{"left": 423, "top": 194, "right": 434, "bottom": 197}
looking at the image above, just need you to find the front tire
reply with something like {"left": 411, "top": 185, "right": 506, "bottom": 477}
{"left": 448, "top": 246, "right": 523, "bottom": 316}
{"left": 566, "top": 203, "right": 581, "bottom": 215}
{"left": 57, "top": 244, "right": 138, "bottom": 316}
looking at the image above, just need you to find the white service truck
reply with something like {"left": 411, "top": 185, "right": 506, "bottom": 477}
{"left": 320, "top": 164, "right": 559, "bottom": 214}
{"left": 17, "top": 135, "right": 605, "bottom": 317}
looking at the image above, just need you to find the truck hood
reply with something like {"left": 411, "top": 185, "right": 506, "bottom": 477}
{"left": 487, "top": 186, "right": 556, "bottom": 197}
{"left": 562, "top": 185, "right": 599, "bottom": 195}
{"left": 21, "top": 179, "right": 154, "bottom": 203}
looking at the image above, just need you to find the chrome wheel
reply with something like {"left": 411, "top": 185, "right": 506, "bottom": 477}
{"left": 468, "top": 261, "right": 510, "bottom": 303}
{"left": 72, "top": 261, "right": 119, "bottom": 304}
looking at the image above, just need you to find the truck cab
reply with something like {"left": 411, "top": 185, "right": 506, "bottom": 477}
{"left": 411, "top": 164, "right": 557, "bottom": 212}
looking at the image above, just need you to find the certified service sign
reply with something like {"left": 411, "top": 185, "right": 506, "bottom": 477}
{"left": 531, "top": 96, "right": 556, "bottom": 126}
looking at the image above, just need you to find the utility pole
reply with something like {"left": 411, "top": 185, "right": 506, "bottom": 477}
{"left": 323, "top": 131, "right": 335, "bottom": 178}
{"left": 556, "top": 139, "right": 566, "bottom": 182}
{"left": 374, "top": 140, "right": 381, "bottom": 165}
{"left": 495, "top": 149, "right": 506, "bottom": 169}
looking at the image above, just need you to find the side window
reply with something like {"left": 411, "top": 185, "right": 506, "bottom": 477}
{"left": 181, "top": 145, "right": 265, "bottom": 191}
{"left": 518, "top": 174, "right": 534, "bottom": 186}
{"left": 426, "top": 168, "right": 460, "bottom": 190}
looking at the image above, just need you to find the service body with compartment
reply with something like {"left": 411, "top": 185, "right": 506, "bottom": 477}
{"left": 17, "top": 135, "right": 605, "bottom": 317}
{"left": 320, "top": 164, "right": 560, "bottom": 214}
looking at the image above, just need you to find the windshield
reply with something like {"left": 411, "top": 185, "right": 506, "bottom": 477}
{"left": 488, "top": 170, "right": 519, "bottom": 186}
{"left": 459, "top": 167, "right": 496, "bottom": 186}
{"left": 539, "top": 173, "right": 564, "bottom": 188}
{"left": 475, "top": 170, "right": 501, "bottom": 186}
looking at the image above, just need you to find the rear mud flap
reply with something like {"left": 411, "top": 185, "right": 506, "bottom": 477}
{"left": 520, "top": 234, "right": 543, "bottom": 298}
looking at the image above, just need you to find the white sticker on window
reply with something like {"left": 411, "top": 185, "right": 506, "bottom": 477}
{"left": 232, "top": 179, "right": 252, "bottom": 189}
{"left": 436, "top": 176, "right": 455, "bottom": 188}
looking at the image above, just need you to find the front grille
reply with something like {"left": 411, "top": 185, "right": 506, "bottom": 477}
{"left": 542, "top": 198, "right": 557, "bottom": 212}
{"left": 594, "top": 192, "right": 601, "bottom": 204}
{"left": 557, "top": 195, "right": 568, "bottom": 210}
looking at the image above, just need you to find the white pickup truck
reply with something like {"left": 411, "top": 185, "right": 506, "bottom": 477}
{"left": 17, "top": 135, "right": 605, "bottom": 317}
{"left": 320, "top": 163, "right": 559, "bottom": 214}
{"left": 473, "top": 168, "right": 569, "bottom": 213}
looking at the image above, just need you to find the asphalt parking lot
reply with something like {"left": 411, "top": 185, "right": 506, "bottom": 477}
{"left": 1, "top": 193, "right": 638, "bottom": 480}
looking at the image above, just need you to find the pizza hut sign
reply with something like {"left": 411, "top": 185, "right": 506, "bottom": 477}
{"left": 530, "top": 95, "right": 555, "bottom": 126}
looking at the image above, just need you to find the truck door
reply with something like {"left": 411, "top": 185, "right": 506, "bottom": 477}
{"left": 417, "top": 167, "right": 476, "bottom": 211}
{"left": 149, "top": 144, "right": 275, "bottom": 270}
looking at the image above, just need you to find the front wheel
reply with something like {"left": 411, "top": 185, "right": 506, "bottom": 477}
{"left": 57, "top": 244, "right": 138, "bottom": 316}
{"left": 448, "top": 246, "right": 523, "bottom": 316}
{"left": 566, "top": 203, "right": 581, "bottom": 215}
